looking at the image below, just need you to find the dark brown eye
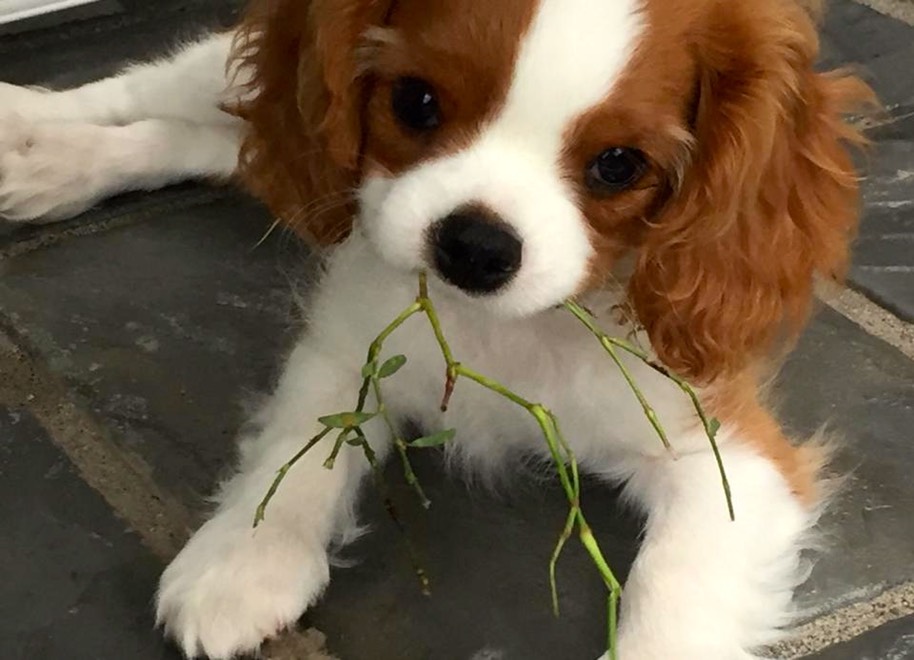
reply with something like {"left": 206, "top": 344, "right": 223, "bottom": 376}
{"left": 391, "top": 77, "right": 441, "bottom": 132}
{"left": 586, "top": 147, "right": 647, "bottom": 194}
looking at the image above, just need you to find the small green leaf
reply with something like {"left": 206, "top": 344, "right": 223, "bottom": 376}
{"left": 378, "top": 354, "right": 407, "bottom": 378}
{"left": 707, "top": 417, "right": 721, "bottom": 438}
{"left": 319, "top": 411, "right": 377, "bottom": 429}
{"left": 410, "top": 428, "right": 456, "bottom": 448}
{"left": 361, "top": 362, "right": 376, "bottom": 379}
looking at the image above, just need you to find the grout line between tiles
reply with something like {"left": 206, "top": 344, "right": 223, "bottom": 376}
{"left": 772, "top": 580, "right": 914, "bottom": 658}
{"left": 0, "top": 329, "right": 194, "bottom": 559}
{"left": 851, "top": 0, "right": 914, "bottom": 25}
{"left": 820, "top": 285, "right": 914, "bottom": 360}
{"left": 0, "top": 327, "right": 337, "bottom": 659}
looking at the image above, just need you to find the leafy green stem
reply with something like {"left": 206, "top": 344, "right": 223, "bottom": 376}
{"left": 255, "top": 276, "right": 737, "bottom": 660}
{"left": 254, "top": 426, "right": 332, "bottom": 527}
{"left": 417, "top": 280, "right": 622, "bottom": 660}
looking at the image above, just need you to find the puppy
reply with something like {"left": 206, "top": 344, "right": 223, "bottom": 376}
{"left": 0, "top": 0, "right": 872, "bottom": 658}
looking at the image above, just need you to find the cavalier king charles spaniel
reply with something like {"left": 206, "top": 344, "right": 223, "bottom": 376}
{"left": 0, "top": 0, "right": 872, "bottom": 658}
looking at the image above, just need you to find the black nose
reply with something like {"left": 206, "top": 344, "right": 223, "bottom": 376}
{"left": 431, "top": 211, "right": 523, "bottom": 294}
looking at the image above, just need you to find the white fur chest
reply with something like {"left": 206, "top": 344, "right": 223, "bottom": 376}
{"left": 305, "top": 234, "right": 704, "bottom": 472}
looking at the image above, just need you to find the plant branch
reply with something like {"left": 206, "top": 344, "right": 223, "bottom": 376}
{"left": 416, "top": 285, "right": 623, "bottom": 660}
{"left": 254, "top": 426, "right": 332, "bottom": 527}
{"left": 254, "top": 296, "right": 435, "bottom": 593}
{"left": 256, "top": 277, "right": 737, "bottom": 660}
{"left": 351, "top": 425, "right": 431, "bottom": 595}
{"left": 563, "top": 299, "right": 735, "bottom": 521}
{"left": 372, "top": 380, "right": 431, "bottom": 509}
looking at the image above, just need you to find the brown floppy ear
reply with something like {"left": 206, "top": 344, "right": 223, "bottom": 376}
{"left": 628, "top": 2, "right": 873, "bottom": 384}
{"left": 232, "top": 0, "right": 392, "bottom": 244}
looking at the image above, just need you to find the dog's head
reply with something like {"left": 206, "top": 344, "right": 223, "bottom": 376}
{"left": 234, "top": 0, "right": 871, "bottom": 383}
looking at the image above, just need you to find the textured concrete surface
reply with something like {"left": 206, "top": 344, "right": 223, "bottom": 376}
{"left": 0, "top": 192, "right": 307, "bottom": 504}
{"left": 779, "top": 582, "right": 914, "bottom": 658}
{"left": 0, "top": 0, "right": 242, "bottom": 88}
{"left": 778, "top": 310, "right": 914, "bottom": 614}
{"left": 805, "top": 613, "right": 914, "bottom": 659}
{"left": 0, "top": 1, "right": 913, "bottom": 659}
{"left": 855, "top": 0, "right": 914, "bottom": 26}
{"left": 852, "top": 139, "right": 914, "bottom": 322}
{"left": 823, "top": 286, "right": 914, "bottom": 361}
{"left": 0, "top": 406, "right": 181, "bottom": 660}
{"left": 821, "top": 1, "right": 914, "bottom": 322}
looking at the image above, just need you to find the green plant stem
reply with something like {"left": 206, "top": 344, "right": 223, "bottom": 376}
{"left": 417, "top": 280, "right": 622, "bottom": 660}
{"left": 254, "top": 297, "right": 435, "bottom": 592}
{"left": 549, "top": 509, "right": 576, "bottom": 615}
{"left": 323, "top": 428, "right": 352, "bottom": 469}
{"left": 353, "top": 300, "right": 433, "bottom": 508}
{"left": 357, "top": 301, "right": 424, "bottom": 410}
{"left": 255, "top": 276, "right": 736, "bottom": 660}
{"left": 373, "top": 386, "right": 432, "bottom": 509}
{"left": 254, "top": 426, "right": 332, "bottom": 527}
{"left": 351, "top": 426, "right": 431, "bottom": 595}
{"left": 563, "top": 299, "right": 735, "bottom": 522}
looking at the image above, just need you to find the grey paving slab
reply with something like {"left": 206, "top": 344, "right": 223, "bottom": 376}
{"left": 823, "top": 2, "right": 914, "bottom": 108}
{"left": 0, "top": 0, "right": 243, "bottom": 88}
{"left": 777, "top": 309, "right": 914, "bottom": 615}
{"left": 0, "top": 0, "right": 123, "bottom": 38}
{"left": 0, "top": 192, "right": 308, "bottom": 503}
{"left": 0, "top": 405, "right": 181, "bottom": 660}
{"left": 805, "top": 613, "right": 914, "bottom": 659}
{"left": 852, "top": 139, "right": 914, "bottom": 322}
{"left": 856, "top": 0, "right": 914, "bottom": 28}
{"left": 821, "top": 1, "right": 914, "bottom": 323}
{"left": 314, "top": 458, "right": 642, "bottom": 660}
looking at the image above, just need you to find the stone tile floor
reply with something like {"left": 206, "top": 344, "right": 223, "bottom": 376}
{"left": 0, "top": 1, "right": 913, "bottom": 659}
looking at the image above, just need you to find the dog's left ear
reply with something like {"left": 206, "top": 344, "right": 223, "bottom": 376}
{"left": 628, "top": 1, "right": 873, "bottom": 384}
{"left": 232, "top": 0, "right": 392, "bottom": 244}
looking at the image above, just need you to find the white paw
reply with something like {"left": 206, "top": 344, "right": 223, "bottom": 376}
{"left": 156, "top": 519, "right": 330, "bottom": 660}
{"left": 0, "top": 119, "right": 115, "bottom": 222}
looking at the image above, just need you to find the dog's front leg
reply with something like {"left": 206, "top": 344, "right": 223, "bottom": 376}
{"left": 0, "top": 33, "right": 237, "bottom": 126}
{"left": 0, "top": 33, "right": 242, "bottom": 223}
{"left": 609, "top": 442, "right": 815, "bottom": 660}
{"left": 156, "top": 338, "right": 387, "bottom": 660}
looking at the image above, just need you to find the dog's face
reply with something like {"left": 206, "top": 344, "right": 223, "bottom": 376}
{"left": 358, "top": 0, "right": 680, "bottom": 318}
{"left": 236, "top": 0, "right": 870, "bottom": 382}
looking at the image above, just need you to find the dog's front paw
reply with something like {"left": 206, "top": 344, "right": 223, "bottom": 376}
{"left": 156, "top": 519, "right": 330, "bottom": 659}
{"left": 0, "top": 119, "right": 115, "bottom": 222}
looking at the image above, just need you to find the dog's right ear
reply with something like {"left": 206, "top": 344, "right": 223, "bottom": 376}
{"left": 232, "top": 0, "right": 392, "bottom": 244}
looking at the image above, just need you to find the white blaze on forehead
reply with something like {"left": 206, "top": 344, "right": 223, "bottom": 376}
{"left": 488, "top": 0, "right": 645, "bottom": 153}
